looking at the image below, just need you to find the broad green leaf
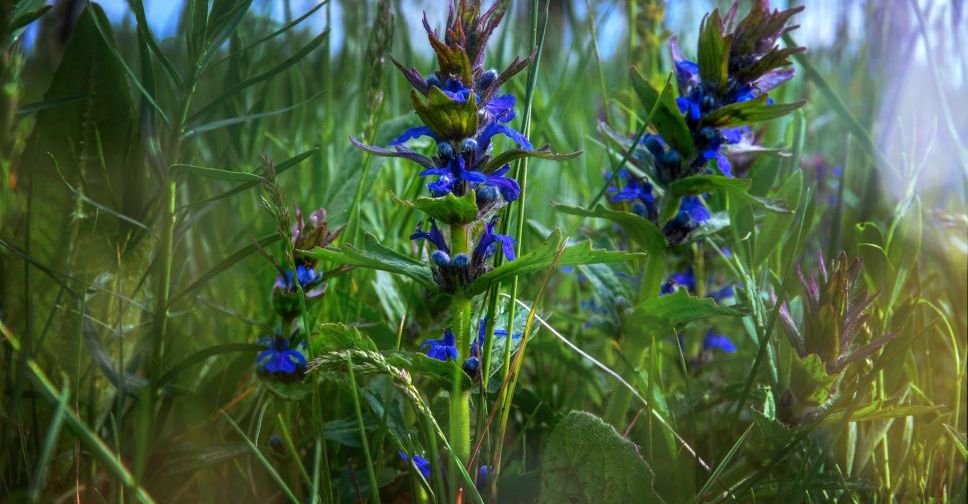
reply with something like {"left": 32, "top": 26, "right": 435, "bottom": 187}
{"left": 702, "top": 95, "right": 806, "bottom": 128}
{"left": 539, "top": 411, "right": 664, "bottom": 503}
{"left": 629, "top": 69, "right": 694, "bottom": 156}
{"left": 484, "top": 146, "right": 583, "bottom": 173}
{"left": 302, "top": 234, "right": 435, "bottom": 288}
{"left": 697, "top": 9, "right": 729, "bottom": 91}
{"left": 466, "top": 229, "right": 645, "bottom": 295}
{"left": 670, "top": 174, "right": 789, "bottom": 213}
{"left": 408, "top": 191, "right": 478, "bottom": 225}
{"left": 628, "top": 289, "right": 742, "bottom": 330}
{"left": 754, "top": 170, "right": 803, "bottom": 267}
{"left": 10, "top": 3, "right": 148, "bottom": 340}
{"left": 554, "top": 204, "right": 667, "bottom": 256}
{"left": 87, "top": 5, "right": 169, "bottom": 124}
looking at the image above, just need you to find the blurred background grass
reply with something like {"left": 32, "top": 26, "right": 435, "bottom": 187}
{"left": 0, "top": 0, "right": 965, "bottom": 501}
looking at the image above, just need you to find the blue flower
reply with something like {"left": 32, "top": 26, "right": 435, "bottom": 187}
{"left": 275, "top": 264, "right": 322, "bottom": 292}
{"left": 420, "top": 156, "right": 488, "bottom": 194}
{"left": 475, "top": 464, "right": 492, "bottom": 490}
{"left": 485, "top": 94, "right": 516, "bottom": 123}
{"left": 483, "top": 165, "right": 521, "bottom": 202}
{"left": 709, "top": 284, "right": 734, "bottom": 302}
{"left": 661, "top": 268, "right": 696, "bottom": 295}
{"left": 439, "top": 76, "right": 472, "bottom": 102}
{"left": 703, "top": 330, "right": 737, "bottom": 353}
{"left": 410, "top": 219, "right": 449, "bottom": 253}
{"left": 389, "top": 126, "right": 436, "bottom": 146}
{"left": 421, "top": 329, "right": 458, "bottom": 362}
{"left": 473, "top": 217, "right": 516, "bottom": 263}
{"left": 472, "top": 318, "right": 515, "bottom": 358}
{"left": 607, "top": 169, "right": 656, "bottom": 217}
{"left": 679, "top": 195, "right": 711, "bottom": 224}
{"left": 256, "top": 337, "right": 307, "bottom": 375}
{"left": 398, "top": 451, "right": 431, "bottom": 479}
{"left": 478, "top": 121, "right": 533, "bottom": 152}
{"left": 669, "top": 37, "right": 700, "bottom": 94}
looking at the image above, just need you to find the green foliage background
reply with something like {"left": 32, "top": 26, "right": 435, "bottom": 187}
{"left": 0, "top": 0, "right": 965, "bottom": 502}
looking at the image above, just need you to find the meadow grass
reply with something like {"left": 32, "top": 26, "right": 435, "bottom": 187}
{"left": 0, "top": 0, "right": 965, "bottom": 502}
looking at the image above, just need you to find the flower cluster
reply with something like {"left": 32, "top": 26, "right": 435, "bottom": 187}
{"left": 777, "top": 253, "right": 895, "bottom": 424}
{"left": 606, "top": 0, "right": 804, "bottom": 245}
{"left": 271, "top": 208, "right": 343, "bottom": 317}
{"left": 353, "top": 0, "right": 575, "bottom": 292}
{"left": 421, "top": 317, "right": 517, "bottom": 380}
{"left": 411, "top": 217, "right": 516, "bottom": 292}
{"left": 258, "top": 207, "right": 344, "bottom": 380}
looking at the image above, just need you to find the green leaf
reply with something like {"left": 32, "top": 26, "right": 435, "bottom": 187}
{"left": 302, "top": 234, "right": 435, "bottom": 289}
{"left": 385, "top": 352, "right": 460, "bottom": 390}
{"left": 10, "top": 3, "right": 50, "bottom": 32}
{"left": 158, "top": 344, "right": 264, "bottom": 388}
{"left": 187, "top": 147, "right": 319, "bottom": 208}
{"left": 15, "top": 94, "right": 89, "bottom": 116}
{"left": 308, "top": 323, "right": 378, "bottom": 355}
{"left": 628, "top": 289, "right": 743, "bottom": 330}
{"left": 789, "top": 353, "right": 837, "bottom": 406}
{"left": 466, "top": 229, "right": 645, "bottom": 295}
{"left": 821, "top": 401, "right": 943, "bottom": 425}
{"left": 539, "top": 410, "right": 664, "bottom": 504}
{"left": 172, "top": 233, "right": 281, "bottom": 304}
{"left": 484, "top": 147, "right": 583, "bottom": 173}
{"left": 702, "top": 95, "right": 806, "bottom": 128}
{"left": 629, "top": 69, "right": 694, "bottom": 156}
{"left": 669, "top": 175, "right": 789, "bottom": 213}
{"left": 189, "top": 29, "right": 329, "bottom": 122}
{"left": 172, "top": 163, "right": 263, "bottom": 182}
{"left": 697, "top": 10, "right": 729, "bottom": 91}
{"left": 86, "top": 5, "right": 170, "bottom": 124}
{"left": 411, "top": 87, "right": 479, "bottom": 140}
{"left": 554, "top": 204, "right": 666, "bottom": 255}
{"left": 409, "top": 191, "right": 479, "bottom": 225}
{"left": 753, "top": 170, "right": 803, "bottom": 267}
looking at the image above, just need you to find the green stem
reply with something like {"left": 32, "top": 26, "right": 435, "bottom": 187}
{"left": 603, "top": 338, "right": 648, "bottom": 429}
{"left": 448, "top": 221, "right": 473, "bottom": 499}
{"left": 347, "top": 354, "right": 381, "bottom": 504}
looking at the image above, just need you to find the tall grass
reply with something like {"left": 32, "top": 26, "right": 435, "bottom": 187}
{"left": 0, "top": 0, "right": 965, "bottom": 502}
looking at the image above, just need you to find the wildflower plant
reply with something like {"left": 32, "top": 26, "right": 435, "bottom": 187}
{"left": 777, "top": 253, "right": 896, "bottom": 424}
{"left": 304, "top": 1, "right": 638, "bottom": 499}
{"left": 3, "top": 0, "right": 963, "bottom": 503}
{"left": 257, "top": 159, "right": 346, "bottom": 385}
{"left": 598, "top": 0, "right": 806, "bottom": 247}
